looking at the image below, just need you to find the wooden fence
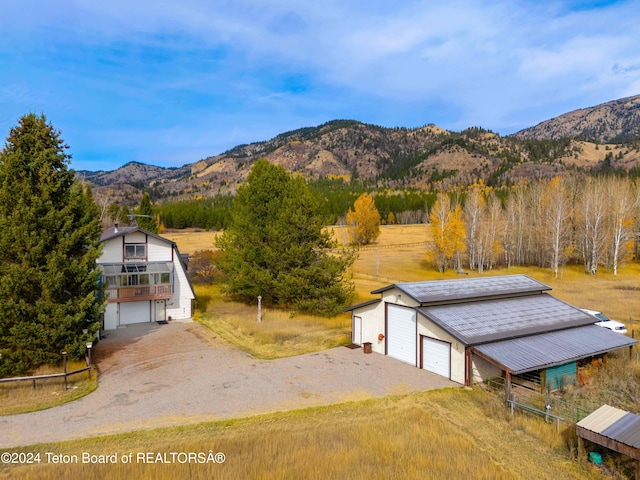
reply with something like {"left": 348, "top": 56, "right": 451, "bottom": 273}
{"left": 0, "top": 347, "right": 93, "bottom": 391}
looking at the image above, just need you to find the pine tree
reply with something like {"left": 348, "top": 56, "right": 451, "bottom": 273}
{"left": 0, "top": 113, "right": 105, "bottom": 376}
{"left": 215, "top": 159, "right": 354, "bottom": 316}
{"left": 136, "top": 192, "right": 158, "bottom": 232}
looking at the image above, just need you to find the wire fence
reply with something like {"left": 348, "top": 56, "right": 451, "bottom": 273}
{"left": 474, "top": 369, "right": 595, "bottom": 430}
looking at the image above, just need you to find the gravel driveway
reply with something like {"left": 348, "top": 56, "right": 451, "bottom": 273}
{"left": 0, "top": 321, "right": 458, "bottom": 448}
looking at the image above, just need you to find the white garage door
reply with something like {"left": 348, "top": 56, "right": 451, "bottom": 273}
{"left": 120, "top": 301, "right": 151, "bottom": 325}
{"left": 387, "top": 304, "right": 417, "bottom": 365}
{"left": 422, "top": 336, "right": 450, "bottom": 378}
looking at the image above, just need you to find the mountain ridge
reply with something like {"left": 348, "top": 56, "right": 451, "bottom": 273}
{"left": 83, "top": 95, "right": 640, "bottom": 205}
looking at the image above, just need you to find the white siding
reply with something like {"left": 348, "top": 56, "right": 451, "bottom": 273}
{"left": 471, "top": 355, "right": 503, "bottom": 384}
{"left": 166, "top": 246, "right": 195, "bottom": 320}
{"left": 351, "top": 301, "right": 385, "bottom": 353}
{"left": 123, "top": 231, "right": 146, "bottom": 244}
{"left": 147, "top": 236, "right": 173, "bottom": 262}
{"left": 100, "top": 238, "right": 123, "bottom": 263}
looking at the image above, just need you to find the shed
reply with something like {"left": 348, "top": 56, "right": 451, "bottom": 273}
{"left": 577, "top": 404, "right": 640, "bottom": 477}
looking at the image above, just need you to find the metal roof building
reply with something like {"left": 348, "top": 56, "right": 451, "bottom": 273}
{"left": 345, "top": 274, "right": 637, "bottom": 391}
{"left": 577, "top": 405, "right": 640, "bottom": 463}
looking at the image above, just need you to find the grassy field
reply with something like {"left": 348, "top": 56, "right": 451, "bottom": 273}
{"left": 194, "top": 284, "right": 351, "bottom": 359}
{"left": 0, "top": 361, "right": 97, "bottom": 415}
{"left": 0, "top": 389, "right": 609, "bottom": 480}
{"left": 3, "top": 224, "right": 639, "bottom": 478}
{"left": 173, "top": 224, "right": 640, "bottom": 324}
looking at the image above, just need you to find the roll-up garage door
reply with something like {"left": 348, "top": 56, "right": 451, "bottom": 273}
{"left": 387, "top": 304, "right": 417, "bottom": 365}
{"left": 421, "top": 336, "right": 450, "bottom": 378}
{"left": 120, "top": 301, "right": 151, "bottom": 325}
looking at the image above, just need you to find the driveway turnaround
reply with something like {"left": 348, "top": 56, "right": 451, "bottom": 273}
{"left": 0, "top": 321, "right": 458, "bottom": 448}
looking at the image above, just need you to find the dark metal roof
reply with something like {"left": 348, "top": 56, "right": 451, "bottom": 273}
{"left": 344, "top": 298, "right": 382, "bottom": 312}
{"left": 474, "top": 325, "right": 637, "bottom": 374}
{"left": 372, "top": 275, "right": 550, "bottom": 305}
{"left": 417, "top": 293, "right": 596, "bottom": 345}
{"left": 578, "top": 405, "right": 640, "bottom": 449}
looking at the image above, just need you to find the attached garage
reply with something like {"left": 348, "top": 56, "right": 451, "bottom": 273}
{"left": 386, "top": 304, "right": 417, "bottom": 366}
{"left": 421, "top": 336, "right": 451, "bottom": 378}
{"left": 119, "top": 301, "right": 151, "bottom": 325}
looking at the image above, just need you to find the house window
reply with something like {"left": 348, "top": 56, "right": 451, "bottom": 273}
{"left": 125, "top": 244, "right": 146, "bottom": 259}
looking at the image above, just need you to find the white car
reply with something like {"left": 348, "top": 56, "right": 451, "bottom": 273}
{"left": 580, "top": 308, "right": 627, "bottom": 334}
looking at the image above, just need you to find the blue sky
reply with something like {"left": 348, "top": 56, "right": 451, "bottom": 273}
{"left": 1, "top": 0, "right": 639, "bottom": 172}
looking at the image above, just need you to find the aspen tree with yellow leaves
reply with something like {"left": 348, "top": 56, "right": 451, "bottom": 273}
{"left": 429, "top": 192, "right": 466, "bottom": 273}
{"left": 346, "top": 193, "right": 381, "bottom": 245}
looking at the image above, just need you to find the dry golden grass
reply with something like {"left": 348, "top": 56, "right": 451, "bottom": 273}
{"left": 178, "top": 224, "right": 640, "bottom": 346}
{"left": 194, "top": 284, "right": 351, "bottom": 359}
{"left": 6, "top": 225, "right": 635, "bottom": 477}
{"left": 0, "top": 361, "right": 97, "bottom": 415}
{"left": 0, "top": 389, "right": 608, "bottom": 480}
{"left": 162, "top": 228, "right": 220, "bottom": 254}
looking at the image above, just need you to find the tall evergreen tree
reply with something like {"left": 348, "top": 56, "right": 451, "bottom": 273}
{"left": 0, "top": 113, "right": 105, "bottom": 376}
{"left": 136, "top": 192, "right": 158, "bottom": 232}
{"left": 215, "top": 159, "right": 354, "bottom": 316}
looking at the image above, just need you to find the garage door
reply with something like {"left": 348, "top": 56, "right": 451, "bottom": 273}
{"left": 387, "top": 304, "right": 417, "bottom": 365}
{"left": 120, "top": 301, "right": 151, "bottom": 325}
{"left": 422, "top": 336, "right": 450, "bottom": 378}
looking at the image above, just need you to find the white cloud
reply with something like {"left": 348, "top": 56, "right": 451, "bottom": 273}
{"left": 2, "top": 0, "right": 640, "bottom": 168}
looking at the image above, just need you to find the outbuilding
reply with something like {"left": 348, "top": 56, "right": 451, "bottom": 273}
{"left": 577, "top": 404, "right": 640, "bottom": 477}
{"left": 346, "top": 275, "right": 636, "bottom": 391}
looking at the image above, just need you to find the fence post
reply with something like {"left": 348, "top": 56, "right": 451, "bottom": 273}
{"left": 63, "top": 352, "right": 68, "bottom": 391}
{"left": 86, "top": 342, "right": 93, "bottom": 379}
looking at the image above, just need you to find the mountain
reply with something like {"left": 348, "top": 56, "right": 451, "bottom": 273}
{"left": 513, "top": 94, "right": 640, "bottom": 143}
{"left": 83, "top": 96, "right": 640, "bottom": 205}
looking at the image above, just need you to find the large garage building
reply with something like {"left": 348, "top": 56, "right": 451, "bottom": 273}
{"left": 346, "top": 275, "right": 636, "bottom": 390}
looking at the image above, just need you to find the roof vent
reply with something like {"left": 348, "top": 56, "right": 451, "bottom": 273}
{"left": 114, "top": 223, "right": 119, "bottom": 233}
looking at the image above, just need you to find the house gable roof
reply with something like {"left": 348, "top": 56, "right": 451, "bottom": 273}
{"left": 417, "top": 293, "right": 596, "bottom": 346}
{"left": 372, "top": 274, "right": 550, "bottom": 305}
{"left": 100, "top": 226, "right": 174, "bottom": 245}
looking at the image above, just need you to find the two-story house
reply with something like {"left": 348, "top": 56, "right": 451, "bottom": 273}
{"left": 98, "top": 225, "right": 196, "bottom": 330}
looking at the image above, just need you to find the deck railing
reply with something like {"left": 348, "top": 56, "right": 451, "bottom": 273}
{"left": 105, "top": 284, "right": 172, "bottom": 301}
